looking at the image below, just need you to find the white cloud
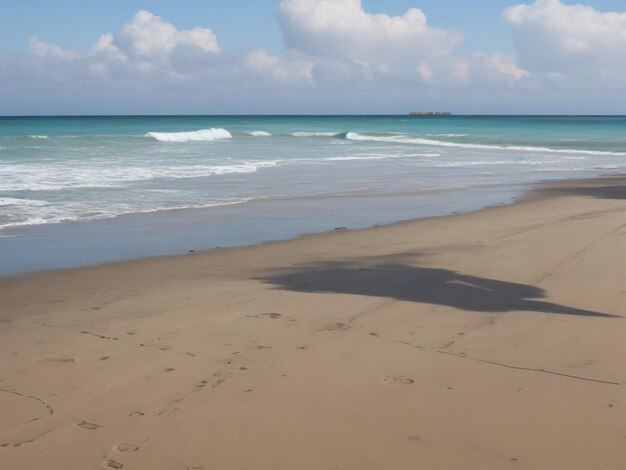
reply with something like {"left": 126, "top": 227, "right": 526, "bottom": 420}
{"left": 6, "top": 2, "right": 626, "bottom": 114}
{"left": 278, "top": 0, "right": 463, "bottom": 60}
{"left": 275, "top": 0, "right": 532, "bottom": 89}
{"left": 504, "top": 0, "right": 626, "bottom": 84}
{"left": 471, "top": 52, "right": 529, "bottom": 81}
{"left": 276, "top": 0, "right": 469, "bottom": 84}
{"left": 28, "top": 37, "right": 80, "bottom": 61}
{"left": 81, "top": 10, "right": 221, "bottom": 79}
{"left": 243, "top": 50, "right": 313, "bottom": 86}
{"left": 116, "top": 10, "right": 219, "bottom": 59}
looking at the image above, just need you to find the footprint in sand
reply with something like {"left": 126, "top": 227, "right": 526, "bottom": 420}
{"left": 115, "top": 443, "right": 140, "bottom": 453}
{"left": 102, "top": 440, "right": 146, "bottom": 469}
{"left": 104, "top": 459, "right": 123, "bottom": 469}
{"left": 195, "top": 380, "right": 209, "bottom": 389}
{"left": 78, "top": 420, "right": 103, "bottom": 430}
{"left": 319, "top": 322, "right": 350, "bottom": 332}
{"left": 382, "top": 375, "right": 415, "bottom": 385}
{"left": 154, "top": 398, "right": 183, "bottom": 417}
{"left": 81, "top": 331, "right": 119, "bottom": 341}
{"left": 262, "top": 312, "right": 283, "bottom": 319}
{"left": 247, "top": 312, "right": 295, "bottom": 321}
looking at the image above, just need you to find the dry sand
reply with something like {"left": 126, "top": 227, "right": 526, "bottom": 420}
{"left": 1, "top": 176, "right": 626, "bottom": 469}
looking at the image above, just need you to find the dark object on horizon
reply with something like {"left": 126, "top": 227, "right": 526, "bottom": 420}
{"left": 409, "top": 112, "right": 451, "bottom": 116}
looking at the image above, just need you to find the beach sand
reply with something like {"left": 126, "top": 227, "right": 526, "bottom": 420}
{"left": 1, "top": 176, "right": 626, "bottom": 469}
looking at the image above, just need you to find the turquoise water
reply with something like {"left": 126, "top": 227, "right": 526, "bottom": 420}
{"left": 1, "top": 115, "right": 625, "bottom": 232}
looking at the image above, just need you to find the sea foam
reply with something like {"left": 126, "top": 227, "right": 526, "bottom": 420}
{"left": 146, "top": 128, "right": 232, "bottom": 142}
{"left": 293, "top": 131, "right": 341, "bottom": 137}
{"left": 345, "top": 132, "right": 626, "bottom": 156}
{"left": 0, "top": 160, "right": 281, "bottom": 192}
{"left": 0, "top": 197, "right": 47, "bottom": 207}
{"left": 248, "top": 131, "right": 272, "bottom": 137}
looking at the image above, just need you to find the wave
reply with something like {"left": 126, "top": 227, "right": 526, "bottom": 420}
{"left": 426, "top": 134, "right": 468, "bottom": 137}
{"left": 0, "top": 217, "right": 50, "bottom": 229}
{"left": 292, "top": 131, "right": 342, "bottom": 137}
{"left": 404, "top": 153, "right": 441, "bottom": 158}
{"left": 344, "top": 132, "right": 626, "bottom": 156}
{"left": 248, "top": 131, "right": 272, "bottom": 137}
{"left": 0, "top": 198, "right": 255, "bottom": 231}
{"left": 0, "top": 197, "right": 47, "bottom": 207}
{"left": 324, "top": 152, "right": 440, "bottom": 161}
{"left": 0, "top": 160, "right": 281, "bottom": 191}
{"left": 27, "top": 135, "right": 49, "bottom": 140}
{"left": 146, "top": 128, "right": 232, "bottom": 142}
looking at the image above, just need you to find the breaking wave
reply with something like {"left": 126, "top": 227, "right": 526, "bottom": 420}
{"left": 248, "top": 131, "right": 272, "bottom": 137}
{"left": 146, "top": 128, "right": 232, "bottom": 142}
{"left": 426, "top": 133, "right": 468, "bottom": 137}
{"left": 0, "top": 197, "right": 47, "bottom": 207}
{"left": 0, "top": 160, "right": 281, "bottom": 191}
{"left": 292, "top": 131, "right": 342, "bottom": 137}
{"left": 344, "top": 132, "right": 626, "bottom": 156}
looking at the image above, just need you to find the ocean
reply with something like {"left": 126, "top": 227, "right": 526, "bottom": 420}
{"left": 1, "top": 115, "right": 625, "bottom": 274}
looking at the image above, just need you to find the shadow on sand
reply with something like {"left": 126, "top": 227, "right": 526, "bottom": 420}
{"left": 536, "top": 177, "right": 626, "bottom": 200}
{"left": 257, "top": 255, "right": 617, "bottom": 318}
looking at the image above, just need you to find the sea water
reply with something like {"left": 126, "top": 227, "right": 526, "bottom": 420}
{"left": 1, "top": 115, "right": 625, "bottom": 273}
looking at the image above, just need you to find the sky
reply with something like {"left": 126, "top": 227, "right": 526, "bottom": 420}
{"left": 2, "top": 0, "right": 626, "bottom": 115}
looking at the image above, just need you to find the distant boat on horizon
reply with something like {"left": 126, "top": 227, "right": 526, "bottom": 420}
{"left": 409, "top": 112, "right": 451, "bottom": 116}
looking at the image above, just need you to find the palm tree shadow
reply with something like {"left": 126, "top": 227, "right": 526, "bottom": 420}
{"left": 257, "top": 258, "right": 618, "bottom": 318}
{"left": 536, "top": 177, "right": 626, "bottom": 200}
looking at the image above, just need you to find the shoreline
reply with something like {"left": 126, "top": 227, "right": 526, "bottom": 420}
{"left": 0, "top": 180, "right": 525, "bottom": 277}
{"left": 1, "top": 174, "right": 626, "bottom": 469}
{"left": 1, "top": 174, "right": 621, "bottom": 280}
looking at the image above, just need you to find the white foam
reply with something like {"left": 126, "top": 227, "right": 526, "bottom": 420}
{"left": 1, "top": 217, "right": 49, "bottom": 228}
{"left": 248, "top": 131, "right": 272, "bottom": 137}
{"left": 27, "top": 135, "right": 49, "bottom": 140}
{"left": 292, "top": 132, "right": 341, "bottom": 137}
{"left": 146, "top": 128, "right": 232, "bottom": 142}
{"left": 325, "top": 155, "right": 393, "bottom": 161}
{"left": 344, "top": 132, "right": 626, "bottom": 156}
{"left": 0, "top": 197, "right": 47, "bottom": 207}
{"left": 0, "top": 198, "right": 255, "bottom": 230}
{"left": 405, "top": 153, "right": 441, "bottom": 158}
{"left": 426, "top": 134, "right": 468, "bottom": 137}
{"left": 0, "top": 160, "right": 281, "bottom": 191}
{"left": 325, "top": 152, "right": 440, "bottom": 161}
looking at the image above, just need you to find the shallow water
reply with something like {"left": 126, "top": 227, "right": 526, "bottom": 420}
{"left": 1, "top": 115, "right": 625, "bottom": 274}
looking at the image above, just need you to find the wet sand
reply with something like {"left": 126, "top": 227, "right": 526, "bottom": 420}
{"left": 1, "top": 176, "right": 626, "bottom": 469}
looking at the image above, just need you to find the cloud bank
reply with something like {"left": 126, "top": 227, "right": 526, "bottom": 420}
{"left": 505, "top": 0, "right": 626, "bottom": 86}
{"left": 1, "top": 0, "right": 626, "bottom": 114}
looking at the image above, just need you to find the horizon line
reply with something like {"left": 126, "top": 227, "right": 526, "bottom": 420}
{"left": 3, "top": 113, "right": 626, "bottom": 118}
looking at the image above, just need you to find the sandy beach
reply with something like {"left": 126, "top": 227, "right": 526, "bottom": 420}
{"left": 1, "top": 175, "right": 626, "bottom": 469}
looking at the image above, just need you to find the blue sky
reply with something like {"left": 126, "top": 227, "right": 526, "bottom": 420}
{"left": 3, "top": 0, "right": 626, "bottom": 54}
{"left": 2, "top": 0, "right": 626, "bottom": 114}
